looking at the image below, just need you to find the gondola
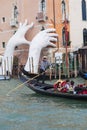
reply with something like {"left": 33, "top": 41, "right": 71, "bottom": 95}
{"left": 22, "top": 69, "right": 38, "bottom": 78}
{"left": 26, "top": 80, "right": 87, "bottom": 100}
{"left": 22, "top": 68, "right": 65, "bottom": 80}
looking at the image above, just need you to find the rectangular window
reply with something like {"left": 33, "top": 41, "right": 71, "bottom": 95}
{"left": 2, "top": 17, "right": 5, "bottom": 22}
{"left": 2, "top": 42, "right": 5, "bottom": 48}
{"left": 83, "top": 29, "right": 87, "bottom": 46}
{"left": 84, "top": 35, "right": 87, "bottom": 45}
{"left": 82, "top": 0, "right": 86, "bottom": 20}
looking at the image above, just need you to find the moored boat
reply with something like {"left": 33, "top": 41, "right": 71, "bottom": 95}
{"left": 0, "top": 75, "right": 10, "bottom": 80}
{"left": 79, "top": 71, "right": 87, "bottom": 80}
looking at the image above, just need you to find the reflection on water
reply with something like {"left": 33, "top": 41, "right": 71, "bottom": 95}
{"left": 0, "top": 78, "right": 87, "bottom": 130}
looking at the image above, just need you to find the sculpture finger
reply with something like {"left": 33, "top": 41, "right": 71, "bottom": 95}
{"left": 48, "top": 33, "right": 58, "bottom": 37}
{"left": 27, "top": 22, "right": 34, "bottom": 29}
{"left": 19, "top": 22, "right": 23, "bottom": 27}
{"left": 23, "top": 19, "right": 28, "bottom": 26}
{"left": 50, "top": 37, "right": 58, "bottom": 42}
{"left": 49, "top": 42, "right": 56, "bottom": 47}
{"left": 44, "top": 28, "right": 56, "bottom": 33}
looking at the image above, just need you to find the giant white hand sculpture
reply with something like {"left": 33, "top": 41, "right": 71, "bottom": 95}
{"left": 24, "top": 28, "right": 58, "bottom": 73}
{"left": 2, "top": 20, "right": 34, "bottom": 75}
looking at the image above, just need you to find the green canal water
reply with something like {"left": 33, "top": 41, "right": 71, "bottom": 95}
{"left": 0, "top": 78, "right": 87, "bottom": 130}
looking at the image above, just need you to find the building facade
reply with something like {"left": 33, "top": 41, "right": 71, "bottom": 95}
{"left": 69, "top": 0, "right": 87, "bottom": 51}
{"left": 69, "top": 0, "right": 87, "bottom": 73}
{"left": 1, "top": 0, "right": 86, "bottom": 76}
{"left": 0, "top": 0, "right": 70, "bottom": 71}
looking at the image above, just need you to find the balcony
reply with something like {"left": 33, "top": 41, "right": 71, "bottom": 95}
{"left": 36, "top": 12, "right": 46, "bottom": 22}
{"left": 10, "top": 19, "right": 18, "bottom": 27}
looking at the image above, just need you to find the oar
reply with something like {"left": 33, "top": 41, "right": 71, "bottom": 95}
{"left": 6, "top": 71, "right": 46, "bottom": 96}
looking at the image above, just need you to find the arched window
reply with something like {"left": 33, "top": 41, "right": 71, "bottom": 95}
{"left": 2, "top": 42, "right": 5, "bottom": 48}
{"left": 83, "top": 28, "right": 87, "bottom": 45}
{"left": 11, "top": 4, "right": 18, "bottom": 20}
{"left": 14, "top": 5, "right": 18, "bottom": 18}
{"left": 62, "top": 27, "right": 66, "bottom": 46}
{"left": 62, "top": 27, "right": 70, "bottom": 46}
{"left": 40, "top": 0, "right": 46, "bottom": 12}
{"left": 82, "top": 0, "right": 86, "bottom": 20}
{"left": 61, "top": 0, "right": 65, "bottom": 21}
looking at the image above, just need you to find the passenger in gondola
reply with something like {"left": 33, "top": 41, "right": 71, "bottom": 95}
{"left": 53, "top": 80, "right": 63, "bottom": 91}
{"left": 54, "top": 79, "right": 76, "bottom": 93}
{"left": 75, "top": 83, "right": 87, "bottom": 94}
{"left": 68, "top": 80, "right": 75, "bottom": 94}
{"left": 57, "top": 82, "right": 62, "bottom": 91}
{"left": 54, "top": 80, "right": 66, "bottom": 92}
{"left": 60, "top": 79, "right": 70, "bottom": 93}
{"left": 37, "top": 56, "right": 51, "bottom": 84}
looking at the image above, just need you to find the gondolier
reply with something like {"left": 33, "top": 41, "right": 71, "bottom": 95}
{"left": 37, "top": 56, "right": 51, "bottom": 84}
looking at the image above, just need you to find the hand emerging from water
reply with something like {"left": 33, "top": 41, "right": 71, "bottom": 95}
{"left": 30, "top": 28, "right": 58, "bottom": 49}
{"left": 24, "top": 28, "right": 58, "bottom": 73}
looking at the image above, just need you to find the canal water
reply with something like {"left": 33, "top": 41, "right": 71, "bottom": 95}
{"left": 0, "top": 77, "right": 87, "bottom": 130}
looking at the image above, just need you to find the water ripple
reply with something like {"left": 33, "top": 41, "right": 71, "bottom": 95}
{"left": 0, "top": 78, "right": 87, "bottom": 130}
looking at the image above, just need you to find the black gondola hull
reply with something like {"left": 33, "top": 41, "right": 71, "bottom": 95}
{"left": 26, "top": 81, "right": 87, "bottom": 100}
{"left": 20, "top": 75, "right": 87, "bottom": 100}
